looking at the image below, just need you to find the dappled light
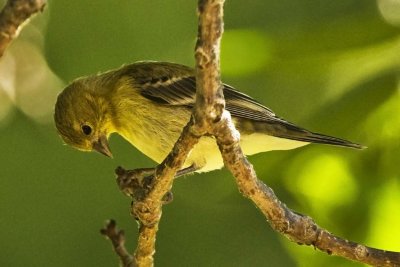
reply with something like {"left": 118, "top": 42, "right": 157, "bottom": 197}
{"left": 0, "top": 24, "right": 63, "bottom": 125}
{"left": 365, "top": 89, "right": 400, "bottom": 145}
{"left": 286, "top": 152, "right": 358, "bottom": 213}
{"left": 378, "top": 0, "right": 400, "bottom": 27}
{"left": 221, "top": 29, "right": 273, "bottom": 76}
{"left": 367, "top": 178, "right": 400, "bottom": 250}
{"left": 0, "top": 51, "right": 14, "bottom": 124}
{"left": 326, "top": 37, "right": 400, "bottom": 102}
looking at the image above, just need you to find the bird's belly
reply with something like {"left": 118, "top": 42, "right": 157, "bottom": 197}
{"left": 119, "top": 121, "right": 308, "bottom": 173}
{"left": 120, "top": 130, "right": 178, "bottom": 164}
{"left": 186, "top": 136, "right": 224, "bottom": 172}
{"left": 189, "top": 133, "right": 309, "bottom": 172}
{"left": 120, "top": 124, "right": 224, "bottom": 172}
{"left": 116, "top": 105, "right": 190, "bottom": 164}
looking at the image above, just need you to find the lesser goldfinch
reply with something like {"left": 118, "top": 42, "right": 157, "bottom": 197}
{"left": 54, "top": 61, "right": 363, "bottom": 172}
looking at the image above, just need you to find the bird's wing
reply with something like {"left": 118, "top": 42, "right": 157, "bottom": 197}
{"left": 123, "top": 62, "right": 363, "bottom": 149}
{"left": 125, "top": 62, "right": 277, "bottom": 121}
{"left": 121, "top": 61, "right": 280, "bottom": 121}
{"left": 141, "top": 75, "right": 283, "bottom": 121}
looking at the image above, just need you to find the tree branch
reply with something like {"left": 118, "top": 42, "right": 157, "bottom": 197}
{"left": 193, "top": 1, "right": 400, "bottom": 265}
{"left": 113, "top": 118, "right": 201, "bottom": 267}
{"left": 194, "top": 0, "right": 225, "bottom": 128}
{"left": 107, "top": 1, "right": 226, "bottom": 265}
{"left": 130, "top": 119, "right": 202, "bottom": 266}
{"left": 214, "top": 112, "right": 400, "bottom": 266}
{"left": 105, "top": 0, "right": 400, "bottom": 266}
{"left": 0, "top": 0, "right": 46, "bottom": 57}
{"left": 119, "top": 1, "right": 226, "bottom": 264}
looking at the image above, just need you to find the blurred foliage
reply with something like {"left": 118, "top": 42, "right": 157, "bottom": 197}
{"left": 0, "top": 0, "right": 399, "bottom": 266}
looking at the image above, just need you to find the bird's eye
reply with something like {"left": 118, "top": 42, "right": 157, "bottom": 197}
{"left": 81, "top": 125, "right": 92, "bottom": 135}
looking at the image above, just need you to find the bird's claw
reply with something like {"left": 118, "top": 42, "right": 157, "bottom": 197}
{"left": 115, "top": 166, "right": 173, "bottom": 205}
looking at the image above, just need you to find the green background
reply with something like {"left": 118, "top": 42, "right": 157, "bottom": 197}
{"left": 1, "top": 0, "right": 399, "bottom": 266}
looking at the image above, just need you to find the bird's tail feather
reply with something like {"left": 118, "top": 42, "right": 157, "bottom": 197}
{"left": 280, "top": 130, "right": 365, "bottom": 149}
{"left": 259, "top": 120, "right": 366, "bottom": 149}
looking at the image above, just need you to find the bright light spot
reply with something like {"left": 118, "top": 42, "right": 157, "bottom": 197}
{"left": 0, "top": 90, "right": 13, "bottom": 126}
{"left": 0, "top": 51, "right": 16, "bottom": 125}
{"left": 367, "top": 178, "right": 400, "bottom": 250}
{"left": 0, "top": 51, "right": 16, "bottom": 100}
{"left": 221, "top": 29, "right": 273, "bottom": 77}
{"left": 364, "top": 90, "right": 400, "bottom": 145}
{"left": 326, "top": 37, "right": 400, "bottom": 102}
{"left": 0, "top": 40, "right": 64, "bottom": 124}
{"left": 286, "top": 151, "right": 358, "bottom": 211}
{"left": 377, "top": 0, "right": 400, "bottom": 27}
{"left": 13, "top": 41, "right": 63, "bottom": 123}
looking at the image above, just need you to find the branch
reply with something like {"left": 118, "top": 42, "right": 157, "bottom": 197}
{"left": 193, "top": 0, "right": 400, "bottom": 266}
{"left": 194, "top": 0, "right": 225, "bottom": 127}
{"left": 120, "top": 1, "right": 226, "bottom": 263}
{"left": 107, "top": 1, "right": 225, "bottom": 265}
{"left": 132, "top": 119, "right": 203, "bottom": 266}
{"left": 114, "top": 122, "right": 200, "bottom": 266}
{"left": 105, "top": 0, "right": 400, "bottom": 266}
{"left": 193, "top": 1, "right": 400, "bottom": 266}
{"left": 0, "top": 0, "right": 46, "bottom": 57}
{"left": 214, "top": 112, "right": 400, "bottom": 266}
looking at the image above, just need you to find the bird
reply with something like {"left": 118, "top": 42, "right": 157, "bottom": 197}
{"left": 54, "top": 61, "right": 363, "bottom": 173}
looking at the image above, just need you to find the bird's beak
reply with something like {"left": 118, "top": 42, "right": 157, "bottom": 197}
{"left": 92, "top": 135, "right": 113, "bottom": 158}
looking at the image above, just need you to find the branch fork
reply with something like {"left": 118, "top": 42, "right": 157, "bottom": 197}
{"left": 102, "top": 0, "right": 400, "bottom": 266}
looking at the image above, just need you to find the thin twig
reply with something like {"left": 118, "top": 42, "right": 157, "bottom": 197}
{"left": 100, "top": 220, "right": 135, "bottom": 267}
{"left": 0, "top": 0, "right": 46, "bottom": 57}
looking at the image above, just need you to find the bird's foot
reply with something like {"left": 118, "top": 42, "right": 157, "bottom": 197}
{"left": 115, "top": 166, "right": 173, "bottom": 204}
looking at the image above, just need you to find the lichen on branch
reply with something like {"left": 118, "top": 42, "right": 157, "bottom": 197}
{"left": 0, "top": 0, "right": 46, "bottom": 57}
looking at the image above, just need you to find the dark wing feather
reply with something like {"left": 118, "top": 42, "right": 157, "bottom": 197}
{"left": 139, "top": 74, "right": 278, "bottom": 122}
{"left": 125, "top": 62, "right": 363, "bottom": 149}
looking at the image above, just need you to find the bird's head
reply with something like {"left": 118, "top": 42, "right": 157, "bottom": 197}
{"left": 54, "top": 78, "right": 114, "bottom": 158}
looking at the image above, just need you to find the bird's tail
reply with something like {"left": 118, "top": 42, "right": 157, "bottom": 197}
{"left": 281, "top": 130, "right": 366, "bottom": 149}
{"left": 270, "top": 120, "right": 366, "bottom": 149}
